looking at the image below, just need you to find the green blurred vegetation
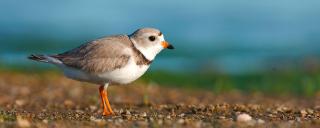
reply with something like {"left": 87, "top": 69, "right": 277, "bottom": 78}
{"left": 1, "top": 65, "right": 320, "bottom": 97}
{"left": 142, "top": 70, "right": 320, "bottom": 97}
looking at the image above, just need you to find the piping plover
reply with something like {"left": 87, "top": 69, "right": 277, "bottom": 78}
{"left": 28, "top": 28, "right": 174, "bottom": 116}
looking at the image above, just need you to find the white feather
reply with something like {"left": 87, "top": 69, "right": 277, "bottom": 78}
{"left": 132, "top": 35, "right": 165, "bottom": 61}
{"left": 97, "top": 58, "right": 149, "bottom": 84}
{"left": 59, "top": 57, "right": 149, "bottom": 85}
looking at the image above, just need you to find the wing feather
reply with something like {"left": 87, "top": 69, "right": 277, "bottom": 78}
{"left": 53, "top": 35, "right": 132, "bottom": 74}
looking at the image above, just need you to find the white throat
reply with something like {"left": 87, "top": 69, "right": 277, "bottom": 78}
{"left": 130, "top": 38, "right": 164, "bottom": 61}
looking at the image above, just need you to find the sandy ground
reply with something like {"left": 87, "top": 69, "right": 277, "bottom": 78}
{"left": 0, "top": 72, "right": 320, "bottom": 128}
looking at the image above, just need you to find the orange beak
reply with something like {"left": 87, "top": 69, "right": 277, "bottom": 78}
{"left": 161, "top": 41, "right": 174, "bottom": 49}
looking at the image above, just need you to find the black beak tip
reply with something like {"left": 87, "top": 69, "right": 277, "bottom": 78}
{"left": 167, "top": 45, "right": 174, "bottom": 49}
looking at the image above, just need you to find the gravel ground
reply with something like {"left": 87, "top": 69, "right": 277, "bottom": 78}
{"left": 0, "top": 72, "right": 320, "bottom": 128}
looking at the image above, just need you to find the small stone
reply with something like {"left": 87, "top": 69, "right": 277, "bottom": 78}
{"left": 177, "top": 119, "right": 185, "bottom": 124}
{"left": 17, "top": 116, "right": 31, "bottom": 128}
{"left": 90, "top": 116, "right": 106, "bottom": 125}
{"left": 195, "top": 121, "right": 202, "bottom": 128}
{"left": 116, "top": 118, "right": 123, "bottom": 123}
{"left": 159, "top": 105, "right": 168, "bottom": 109}
{"left": 158, "top": 114, "right": 164, "bottom": 118}
{"left": 277, "top": 106, "right": 290, "bottom": 112}
{"left": 75, "top": 110, "right": 84, "bottom": 113}
{"left": 218, "top": 116, "right": 226, "bottom": 119}
{"left": 115, "top": 118, "right": 124, "bottom": 125}
{"left": 248, "top": 104, "right": 260, "bottom": 110}
{"left": 178, "top": 113, "right": 185, "bottom": 117}
{"left": 307, "top": 109, "right": 314, "bottom": 114}
{"left": 300, "top": 110, "right": 307, "bottom": 117}
{"left": 125, "top": 110, "right": 131, "bottom": 115}
{"left": 271, "top": 110, "right": 278, "bottom": 114}
{"left": 90, "top": 116, "right": 97, "bottom": 121}
{"left": 237, "top": 113, "right": 252, "bottom": 122}
{"left": 42, "top": 119, "right": 48, "bottom": 124}
{"left": 123, "top": 114, "right": 132, "bottom": 120}
{"left": 119, "top": 109, "right": 124, "bottom": 114}
{"left": 296, "top": 117, "right": 301, "bottom": 122}
{"left": 257, "top": 119, "right": 265, "bottom": 124}
{"left": 268, "top": 114, "right": 275, "bottom": 117}
{"left": 140, "top": 112, "right": 147, "bottom": 117}
{"left": 136, "top": 120, "right": 148, "bottom": 126}
{"left": 89, "top": 105, "right": 97, "bottom": 111}
{"left": 157, "top": 119, "right": 163, "bottom": 125}
{"left": 64, "top": 100, "right": 74, "bottom": 107}
{"left": 15, "top": 100, "right": 25, "bottom": 106}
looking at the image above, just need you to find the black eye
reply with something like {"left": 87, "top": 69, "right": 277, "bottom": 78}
{"left": 148, "top": 36, "right": 156, "bottom": 41}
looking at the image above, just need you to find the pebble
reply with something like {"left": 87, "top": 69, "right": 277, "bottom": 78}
{"left": 64, "top": 100, "right": 74, "bottom": 107}
{"left": 136, "top": 120, "right": 148, "bottom": 126}
{"left": 17, "top": 116, "right": 31, "bottom": 128}
{"left": 75, "top": 110, "right": 84, "bottom": 113}
{"left": 178, "top": 113, "right": 185, "bottom": 117}
{"left": 277, "top": 106, "right": 291, "bottom": 113}
{"left": 177, "top": 119, "right": 185, "bottom": 124}
{"left": 42, "top": 119, "right": 48, "bottom": 124}
{"left": 257, "top": 119, "right": 265, "bottom": 124}
{"left": 90, "top": 116, "right": 107, "bottom": 126}
{"left": 118, "top": 109, "right": 124, "bottom": 114}
{"left": 15, "top": 100, "right": 25, "bottom": 106}
{"left": 300, "top": 110, "right": 307, "bottom": 117}
{"left": 123, "top": 114, "right": 132, "bottom": 120}
{"left": 288, "top": 120, "right": 295, "bottom": 124}
{"left": 89, "top": 105, "right": 97, "bottom": 111}
{"left": 296, "top": 117, "right": 301, "bottom": 122}
{"left": 125, "top": 110, "right": 131, "bottom": 115}
{"left": 218, "top": 116, "right": 226, "bottom": 119}
{"left": 306, "top": 108, "right": 314, "bottom": 114}
{"left": 116, "top": 118, "right": 124, "bottom": 123}
{"left": 237, "top": 113, "right": 252, "bottom": 122}
{"left": 140, "top": 112, "right": 147, "bottom": 117}
{"left": 195, "top": 121, "right": 203, "bottom": 128}
{"left": 158, "top": 114, "right": 164, "bottom": 118}
{"left": 157, "top": 119, "right": 163, "bottom": 125}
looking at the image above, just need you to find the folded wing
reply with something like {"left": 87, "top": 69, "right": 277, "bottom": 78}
{"left": 53, "top": 35, "right": 132, "bottom": 74}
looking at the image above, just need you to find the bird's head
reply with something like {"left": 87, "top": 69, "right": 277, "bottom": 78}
{"left": 129, "top": 28, "right": 174, "bottom": 60}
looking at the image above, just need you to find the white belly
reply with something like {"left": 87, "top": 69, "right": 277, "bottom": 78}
{"left": 97, "top": 59, "right": 149, "bottom": 84}
{"left": 61, "top": 58, "right": 150, "bottom": 85}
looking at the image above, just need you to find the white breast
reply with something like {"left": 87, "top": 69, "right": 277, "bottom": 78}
{"left": 60, "top": 58, "right": 150, "bottom": 85}
{"left": 97, "top": 58, "right": 150, "bottom": 84}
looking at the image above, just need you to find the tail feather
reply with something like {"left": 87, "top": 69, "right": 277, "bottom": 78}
{"left": 28, "top": 54, "right": 49, "bottom": 63}
{"left": 28, "top": 54, "right": 63, "bottom": 64}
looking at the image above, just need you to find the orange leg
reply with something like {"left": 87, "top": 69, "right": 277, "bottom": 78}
{"left": 99, "top": 85, "right": 114, "bottom": 116}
